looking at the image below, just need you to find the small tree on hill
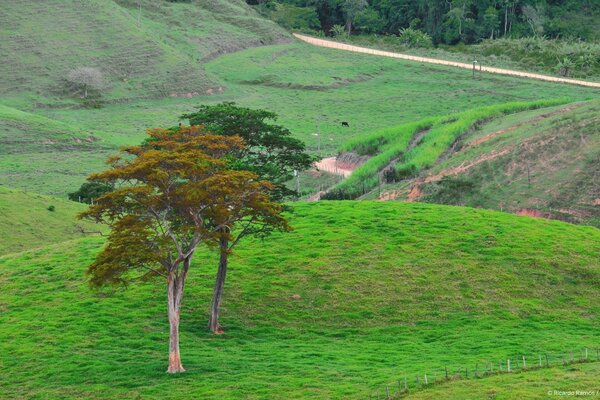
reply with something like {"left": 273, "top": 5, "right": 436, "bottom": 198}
{"left": 79, "top": 126, "right": 285, "bottom": 372}
{"left": 66, "top": 67, "right": 104, "bottom": 98}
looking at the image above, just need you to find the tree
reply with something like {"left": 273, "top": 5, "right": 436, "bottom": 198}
{"left": 181, "top": 103, "right": 315, "bottom": 201}
{"left": 342, "top": 0, "right": 368, "bottom": 34}
{"left": 482, "top": 6, "right": 500, "bottom": 39}
{"left": 68, "top": 181, "right": 114, "bottom": 204}
{"left": 66, "top": 67, "right": 104, "bottom": 98}
{"left": 203, "top": 172, "right": 290, "bottom": 333}
{"left": 182, "top": 103, "right": 311, "bottom": 333}
{"left": 79, "top": 126, "right": 283, "bottom": 373}
{"left": 522, "top": 4, "right": 545, "bottom": 37}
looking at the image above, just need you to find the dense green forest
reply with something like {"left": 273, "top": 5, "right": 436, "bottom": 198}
{"left": 250, "top": 0, "right": 599, "bottom": 43}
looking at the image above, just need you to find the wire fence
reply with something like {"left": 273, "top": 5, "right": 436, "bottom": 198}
{"left": 367, "top": 347, "right": 600, "bottom": 399}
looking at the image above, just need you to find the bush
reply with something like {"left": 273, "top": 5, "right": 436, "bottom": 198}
{"left": 397, "top": 27, "right": 433, "bottom": 48}
{"left": 47, "top": 205, "right": 56, "bottom": 212}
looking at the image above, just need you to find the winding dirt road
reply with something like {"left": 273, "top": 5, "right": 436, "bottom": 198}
{"left": 293, "top": 33, "right": 600, "bottom": 89}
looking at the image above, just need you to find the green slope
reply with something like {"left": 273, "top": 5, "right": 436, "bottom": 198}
{"left": 0, "top": 0, "right": 289, "bottom": 107}
{"left": 0, "top": 186, "right": 102, "bottom": 255}
{"left": 1, "top": 202, "right": 598, "bottom": 398}
{"left": 374, "top": 100, "right": 600, "bottom": 227}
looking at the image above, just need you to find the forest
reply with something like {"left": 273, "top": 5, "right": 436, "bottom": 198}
{"left": 250, "top": 0, "right": 600, "bottom": 44}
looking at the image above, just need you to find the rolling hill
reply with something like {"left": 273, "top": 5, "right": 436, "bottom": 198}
{"left": 0, "top": 0, "right": 289, "bottom": 107}
{"left": 0, "top": 202, "right": 598, "bottom": 398}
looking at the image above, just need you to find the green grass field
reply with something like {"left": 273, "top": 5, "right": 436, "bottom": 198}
{"left": 0, "top": 186, "right": 102, "bottom": 255}
{"left": 1, "top": 202, "right": 598, "bottom": 399}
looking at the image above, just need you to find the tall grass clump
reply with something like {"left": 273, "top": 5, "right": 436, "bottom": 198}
{"left": 340, "top": 117, "right": 441, "bottom": 156}
{"left": 324, "top": 98, "right": 571, "bottom": 200}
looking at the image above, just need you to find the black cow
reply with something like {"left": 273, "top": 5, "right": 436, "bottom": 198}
{"left": 341, "top": 121, "right": 349, "bottom": 127}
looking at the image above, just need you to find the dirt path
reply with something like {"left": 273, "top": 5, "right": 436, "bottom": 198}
{"left": 293, "top": 34, "right": 600, "bottom": 89}
{"left": 315, "top": 157, "right": 354, "bottom": 178}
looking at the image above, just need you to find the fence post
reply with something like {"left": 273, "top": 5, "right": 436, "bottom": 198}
{"left": 404, "top": 377, "right": 408, "bottom": 391}
{"left": 507, "top": 359, "right": 511, "bottom": 372}
{"left": 499, "top": 360, "right": 502, "bottom": 372}
{"left": 424, "top": 374, "right": 428, "bottom": 385}
{"left": 545, "top": 354, "right": 549, "bottom": 367}
{"left": 539, "top": 355, "right": 542, "bottom": 367}
{"left": 445, "top": 366, "right": 448, "bottom": 380}
{"left": 523, "top": 356, "right": 526, "bottom": 369}
{"left": 386, "top": 385, "right": 390, "bottom": 399}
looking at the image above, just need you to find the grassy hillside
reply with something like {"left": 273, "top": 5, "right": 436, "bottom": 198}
{"left": 373, "top": 100, "right": 600, "bottom": 227}
{"left": 0, "top": 186, "right": 102, "bottom": 255}
{"left": 0, "top": 0, "right": 289, "bottom": 107}
{"left": 5, "top": 40, "right": 596, "bottom": 197}
{"left": 1, "top": 202, "right": 598, "bottom": 398}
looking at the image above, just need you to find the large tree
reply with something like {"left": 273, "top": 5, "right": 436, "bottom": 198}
{"left": 181, "top": 102, "right": 315, "bottom": 200}
{"left": 80, "top": 126, "right": 285, "bottom": 372}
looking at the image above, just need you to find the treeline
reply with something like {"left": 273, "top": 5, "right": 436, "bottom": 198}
{"left": 249, "top": 0, "right": 600, "bottom": 44}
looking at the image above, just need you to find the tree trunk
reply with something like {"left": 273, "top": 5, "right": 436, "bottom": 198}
{"left": 166, "top": 255, "right": 191, "bottom": 373}
{"left": 208, "top": 237, "right": 228, "bottom": 333}
{"left": 504, "top": 6, "right": 508, "bottom": 36}
{"left": 346, "top": 18, "right": 352, "bottom": 35}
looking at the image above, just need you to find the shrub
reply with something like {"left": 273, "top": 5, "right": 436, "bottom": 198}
{"left": 47, "top": 205, "right": 55, "bottom": 212}
{"left": 397, "top": 27, "right": 433, "bottom": 49}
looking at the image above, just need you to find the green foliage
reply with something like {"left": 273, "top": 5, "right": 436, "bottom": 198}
{"left": 1, "top": 201, "right": 599, "bottom": 397}
{"left": 181, "top": 102, "right": 315, "bottom": 199}
{"left": 258, "top": 2, "right": 321, "bottom": 31}
{"left": 264, "top": 0, "right": 600, "bottom": 44}
{"left": 397, "top": 27, "right": 433, "bottom": 49}
{"left": 331, "top": 24, "right": 347, "bottom": 37}
{"left": 47, "top": 205, "right": 56, "bottom": 212}
{"left": 68, "top": 181, "right": 114, "bottom": 204}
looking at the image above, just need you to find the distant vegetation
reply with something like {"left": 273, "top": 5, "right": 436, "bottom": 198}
{"left": 253, "top": 0, "right": 600, "bottom": 42}
{"left": 252, "top": 0, "right": 600, "bottom": 80}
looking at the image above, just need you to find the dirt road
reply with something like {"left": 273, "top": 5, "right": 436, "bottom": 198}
{"left": 293, "top": 34, "right": 600, "bottom": 89}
